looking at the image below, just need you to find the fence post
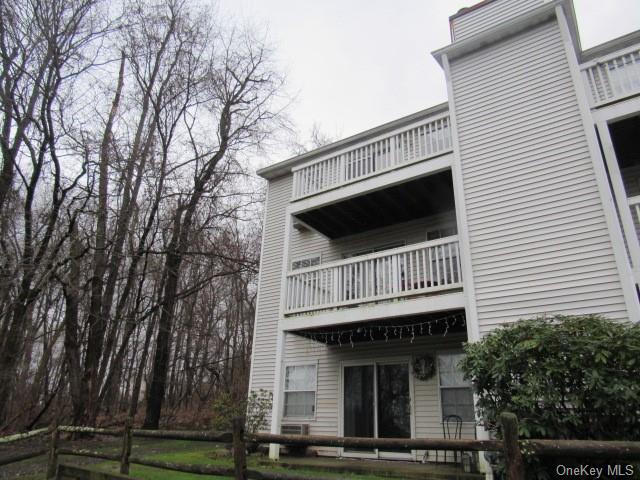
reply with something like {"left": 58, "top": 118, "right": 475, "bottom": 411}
{"left": 46, "top": 423, "right": 59, "bottom": 479}
{"left": 120, "top": 417, "right": 133, "bottom": 475}
{"left": 232, "top": 417, "right": 247, "bottom": 480}
{"left": 500, "top": 412, "right": 525, "bottom": 480}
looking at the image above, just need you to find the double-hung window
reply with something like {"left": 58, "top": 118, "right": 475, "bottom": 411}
{"left": 283, "top": 364, "right": 317, "bottom": 418}
{"left": 438, "top": 353, "right": 474, "bottom": 422}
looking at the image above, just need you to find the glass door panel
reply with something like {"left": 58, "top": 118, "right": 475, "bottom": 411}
{"left": 377, "top": 363, "right": 411, "bottom": 455}
{"left": 343, "top": 365, "right": 375, "bottom": 453}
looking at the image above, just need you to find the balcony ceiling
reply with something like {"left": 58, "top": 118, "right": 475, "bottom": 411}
{"left": 295, "top": 170, "right": 455, "bottom": 239}
{"left": 610, "top": 115, "right": 640, "bottom": 168}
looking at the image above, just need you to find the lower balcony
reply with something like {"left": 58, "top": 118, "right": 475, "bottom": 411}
{"left": 284, "top": 236, "right": 462, "bottom": 316}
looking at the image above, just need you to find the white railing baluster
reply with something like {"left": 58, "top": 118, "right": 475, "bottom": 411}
{"left": 290, "top": 113, "right": 458, "bottom": 198}
{"left": 285, "top": 238, "right": 462, "bottom": 313}
{"left": 448, "top": 243, "right": 454, "bottom": 285}
{"left": 454, "top": 242, "right": 462, "bottom": 283}
{"left": 581, "top": 47, "right": 640, "bottom": 107}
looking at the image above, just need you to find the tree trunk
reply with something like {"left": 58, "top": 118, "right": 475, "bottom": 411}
{"left": 84, "top": 53, "right": 125, "bottom": 424}
{"left": 63, "top": 228, "right": 86, "bottom": 426}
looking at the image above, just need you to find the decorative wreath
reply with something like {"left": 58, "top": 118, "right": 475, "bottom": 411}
{"left": 412, "top": 354, "right": 436, "bottom": 381}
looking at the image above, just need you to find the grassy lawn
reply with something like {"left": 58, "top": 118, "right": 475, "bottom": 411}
{"left": 64, "top": 440, "right": 396, "bottom": 480}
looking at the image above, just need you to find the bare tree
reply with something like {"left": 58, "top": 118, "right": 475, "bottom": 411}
{"left": 0, "top": 0, "right": 109, "bottom": 424}
{"left": 0, "top": 0, "right": 279, "bottom": 432}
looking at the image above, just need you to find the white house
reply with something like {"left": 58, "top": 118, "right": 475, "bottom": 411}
{"left": 247, "top": 0, "right": 640, "bottom": 470}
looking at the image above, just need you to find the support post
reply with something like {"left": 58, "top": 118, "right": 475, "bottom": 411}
{"left": 46, "top": 424, "right": 59, "bottom": 479}
{"left": 500, "top": 412, "right": 525, "bottom": 480}
{"left": 120, "top": 417, "right": 133, "bottom": 474}
{"left": 233, "top": 417, "right": 247, "bottom": 480}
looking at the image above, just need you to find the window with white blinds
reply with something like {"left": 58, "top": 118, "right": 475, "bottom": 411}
{"left": 438, "top": 353, "right": 474, "bottom": 422}
{"left": 283, "top": 364, "right": 317, "bottom": 418}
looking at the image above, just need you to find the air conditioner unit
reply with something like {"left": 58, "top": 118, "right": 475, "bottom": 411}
{"left": 281, "top": 424, "right": 309, "bottom": 435}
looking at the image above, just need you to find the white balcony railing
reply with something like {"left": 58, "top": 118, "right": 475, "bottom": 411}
{"left": 628, "top": 195, "right": 640, "bottom": 235}
{"left": 291, "top": 114, "right": 452, "bottom": 200}
{"left": 581, "top": 46, "right": 640, "bottom": 107}
{"left": 284, "top": 237, "right": 462, "bottom": 315}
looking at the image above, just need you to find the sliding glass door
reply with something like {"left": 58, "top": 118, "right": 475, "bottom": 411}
{"left": 342, "top": 360, "right": 412, "bottom": 459}
{"left": 343, "top": 365, "right": 375, "bottom": 454}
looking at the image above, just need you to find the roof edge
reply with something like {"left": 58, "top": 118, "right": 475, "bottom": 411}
{"left": 433, "top": 0, "right": 564, "bottom": 66}
{"left": 580, "top": 29, "right": 640, "bottom": 63}
{"left": 449, "top": 0, "right": 499, "bottom": 22}
{"left": 256, "top": 102, "right": 450, "bottom": 180}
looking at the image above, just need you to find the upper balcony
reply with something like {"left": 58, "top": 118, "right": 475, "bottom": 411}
{"left": 291, "top": 112, "right": 452, "bottom": 201}
{"left": 284, "top": 235, "right": 462, "bottom": 316}
{"left": 580, "top": 34, "right": 640, "bottom": 108}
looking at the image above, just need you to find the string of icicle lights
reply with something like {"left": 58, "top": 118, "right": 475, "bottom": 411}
{"left": 300, "top": 313, "right": 466, "bottom": 348}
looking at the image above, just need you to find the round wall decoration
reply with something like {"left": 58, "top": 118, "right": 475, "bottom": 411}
{"left": 412, "top": 354, "right": 436, "bottom": 381}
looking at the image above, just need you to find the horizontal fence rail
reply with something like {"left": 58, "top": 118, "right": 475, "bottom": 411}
{"left": 582, "top": 46, "right": 640, "bottom": 106}
{"left": 292, "top": 114, "right": 451, "bottom": 199}
{"left": 3, "top": 413, "right": 640, "bottom": 480}
{"left": 285, "top": 236, "right": 462, "bottom": 314}
{"left": 0, "top": 427, "right": 50, "bottom": 444}
{"left": 249, "top": 433, "right": 501, "bottom": 452}
{"left": 58, "top": 425, "right": 233, "bottom": 442}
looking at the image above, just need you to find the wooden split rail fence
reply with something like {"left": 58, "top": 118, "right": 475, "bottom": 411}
{"left": 1, "top": 413, "right": 640, "bottom": 480}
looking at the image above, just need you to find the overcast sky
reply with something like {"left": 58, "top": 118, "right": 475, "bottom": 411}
{"left": 217, "top": 0, "right": 640, "bottom": 170}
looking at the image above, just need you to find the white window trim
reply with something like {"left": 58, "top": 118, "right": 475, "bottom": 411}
{"left": 436, "top": 350, "right": 475, "bottom": 424}
{"left": 282, "top": 360, "right": 318, "bottom": 421}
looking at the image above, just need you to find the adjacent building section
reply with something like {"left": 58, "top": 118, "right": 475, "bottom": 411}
{"left": 248, "top": 0, "right": 640, "bottom": 469}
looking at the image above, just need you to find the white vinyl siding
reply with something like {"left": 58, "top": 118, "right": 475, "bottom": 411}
{"left": 449, "top": 19, "right": 629, "bottom": 334}
{"left": 289, "top": 211, "right": 457, "bottom": 268}
{"left": 248, "top": 174, "right": 292, "bottom": 426}
{"left": 450, "top": 0, "right": 543, "bottom": 42}
{"left": 282, "top": 332, "right": 475, "bottom": 457}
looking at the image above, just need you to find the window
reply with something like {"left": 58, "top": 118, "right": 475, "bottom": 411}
{"left": 426, "top": 227, "right": 457, "bottom": 241}
{"left": 343, "top": 242, "right": 405, "bottom": 259}
{"left": 284, "top": 364, "right": 316, "bottom": 418}
{"left": 438, "top": 353, "right": 474, "bottom": 422}
{"left": 291, "top": 255, "right": 321, "bottom": 270}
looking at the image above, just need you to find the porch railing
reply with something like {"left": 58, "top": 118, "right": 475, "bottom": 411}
{"left": 628, "top": 195, "right": 640, "bottom": 225}
{"left": 291, "top": 114, "right": 452, "bottom": 199}
{"left": 284, "top": 236, "right": 462, "bottom": 315}
{"left": 581, "top": 45, "right": 640, "bottom": 107}
{"left": 627, "top": 196, "right": 640, "bottom": 246}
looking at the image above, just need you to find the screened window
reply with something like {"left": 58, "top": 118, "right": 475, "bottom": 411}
{"left": 426, "top": 227, "right": 457, "bottom": 241}
{"left": 291, "top": 255, "right": 321, "bottom": 270}
{"left": 284, "top": 364, "right": 316, "bottom": 418}
{"left": 438, "top": 353, "right": 474, "bottom": 422}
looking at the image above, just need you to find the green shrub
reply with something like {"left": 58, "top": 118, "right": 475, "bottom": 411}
{"left": 460, "top": 315, "right": 640, "bottom": 478}
{"left": 211, "top": 389, "right": 273, "bottom": 434}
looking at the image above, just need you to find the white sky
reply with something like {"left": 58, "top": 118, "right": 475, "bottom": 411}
{"left": 217, "top": 0, "right": 640, "bottom": 169}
